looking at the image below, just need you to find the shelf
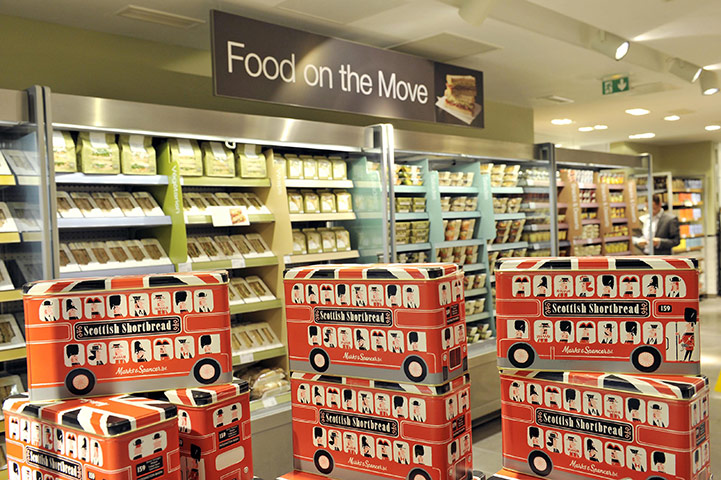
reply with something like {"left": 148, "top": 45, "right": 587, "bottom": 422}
{"left": 0, "top": 232, "right": 20, "bottom": 244}
{"left": 439, "top": 186, "right": 478, "bottom": 194}
{"left": 462, "top": 263, "right": 486, "bottom": 273}
{"left": 396, "top": 242, "right": 431, "bottom": 252}
{"left": 467, "top": 337, "right": 496, "bottom": 358}
{"left": 494, "top": 212, "right": 525, "bottom": 220}
{"left": 492, "top": 186, "right": 524, "bottom": 194}
{"left": 676, "top": 188, "right": 703, "bottom": 193}
{"left": 229, "top": 298, "right": 282, "bottom": 315}
{"left": 673, "top": 203, "right": 703, "bottom": 207}
{"left": 465, "top": 288, "right": 488, "bottom": 297}
{"left": 607, "top": 251, "right": 632, "bottom": 256}
{"left": 488, "top": 241, "right": 529, "bottom": 251}
{"left": 21, "top": 231, "right": 42, "bottom": 242}
{"left": 611, "top": 218, "right": 628, "bottom": 224}
{"left": 0, "top": 346, "right": 26, "bottom": 362}
{"left": 673, "top": 246, "right": 704, "bottom": 253}
{"left": 289, "top": 212, "right": 356, "bottom": 222}
{"left": 182, "top": 176, "right": 271, "bottom": 187}
{"left": 529, "top": 241, "right": 552, "bottom": 250}
{"left": 573, "top": 238, "right": 602, "bottom": 245}
{"left": 521, "top": 180, "right": 552, "bottom": 187}
{"left": 0, "top": 290, "right": 22, "bottom": 303}
{"left": 604, "top": 235, "right": 630, "bottom": 242}
{"left": 442, "top": 211, "right": 481, "bottom": 219}
{"left": 58, "top": 216, "right": 172, "bottom": 229}
{"left": 679, "top": 219, "right": 703, "bottom": 224}
{"left": 524, "top": 224, "right": 551, "bottom": 231}
{"left": 578, "top": 183, "right": 597, "bottom": 189}
{"left": 185, "top": 213, "right": 275, "bottom": 225}
{"left": 188, "top": 255, "right": 278, "bottom": 271}
{"left": 606, "top": 184, "right": 625, "bottom": 190}
{"left": 580, "top": 203, "right": 599, "bottom": 208}
{"left": 559, "top": 240, "right": 570, "bottom": 247}
{"left": 434, "top": 238, "right": 486, "bottom": 249}
{"left": 59, "top": 263, "right": 175, "bottom": 278}
{"left": 249, "top": 392, "right": 291, "bottom": 414}
{"left": 581, "top": 219, "right": 601, "bottom": 225}
{"left": 0, "top": 174, "right": 16, "bottom": 186}
{"left": 610, "top": 202, "right": 627, "bottom": 207}
{"left": 637, "top": 188, "right": 666, "bottom": 194}
{"left": 520, "top": 202, "right": 550, "bottom": 209}
{"left": 56, "top": 173, "right": 169, "bottom": 185}
{"left": 466, "top": 312, "right": 491, "bottom": 322}
{"left": 681, "top": 234, "right": 705, "bottom": 239}
{"left": 395, "top": 212, "right": 429, "bottom": 221}
{"left": 287, "top": 250, "right": 360, "bottom": 264}
{"left": 284, "top": 179, "right": 354, "bottom": 189}
{"left": 233, "top": 345, "right": 287, "bottom": 366}
{"left": 558, "top": 223, "right": 569, "bottom": 229}
{"left": 394, "top": 185, "right": 426, "bottom": 194}
{"left": 522, "top": 186, "right": 551, "bottom": 194}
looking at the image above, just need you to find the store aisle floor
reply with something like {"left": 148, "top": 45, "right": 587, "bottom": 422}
{"left": 472, "top": 296, "right": 721, "bottom": 477}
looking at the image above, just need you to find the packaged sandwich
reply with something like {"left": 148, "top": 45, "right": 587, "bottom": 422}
{"left": 113, "top": 191, "right": 144, "bottom": 216}
{"left": 285, "top": 155, "right": 303, "bottom": 179}
{"left": 292, "top": 229, "right": 308, "bottom": 255}
{"left": 303, "top": 229, "right": 322, "bottom": 254}
{"left": 52, "top": 130, "right": 77, "bottom": 173}
{"left": 330, "top": 157, "right": 347, "bottom": 179}
{"left": 132, "top": 191, "right": 163, "bottom": 216}
{"left": 287, "top": 190, "right": 304, "bottom": 214}
{"left": 119, "top": 134, "right": 156, "bottom": 175}
{"left": 76, "top": 132, "right": 120, "bottom": 174}
{"left": 91, "top": 192, "right": 124, "bottom": 217}
{"left": 169, "top": 138, "right": 203, "bottom": 176}
{"left": 236, "top": 144, "right": 267, "bottom": 178}
{"left": 202, "top": 141, "right": 235, "bottom": 177}
{"left": 302, "top": 156, "right": 318, "bottom": 180}
{"left": 70, "top": 192, "right": 102, "bottom": 217}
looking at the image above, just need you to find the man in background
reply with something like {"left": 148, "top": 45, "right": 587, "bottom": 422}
{"left": 633, "top": 194, "right": 680, "bottom": 255}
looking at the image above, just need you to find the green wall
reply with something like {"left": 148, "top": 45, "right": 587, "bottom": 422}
{"left": 0, "top": 14, "right": 533, "bottom": 144}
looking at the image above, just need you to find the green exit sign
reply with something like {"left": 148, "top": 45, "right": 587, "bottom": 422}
{"left": 603, "top": 76, "right": 629, "bottom": 95}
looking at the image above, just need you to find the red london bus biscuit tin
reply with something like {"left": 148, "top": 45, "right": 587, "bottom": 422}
{"left": 3, "top": 393, "right": 181, "bottom": 480}
{"left": 284, "top": 263, "right": 467, "bottom": 385}
{"left": 500, "top": 369, "right": 711, "bottom": 480}
{"left": 23, "top": 271, "right": 233, "bottom": 401}
{"left": 291, "top": 372, "right": 473, "bottom": 480}
{"left": 145, "top": 380, "right": 252, "bottom": 480}
{"left": 495, "top": 257, "right": 700, "bottom": 375}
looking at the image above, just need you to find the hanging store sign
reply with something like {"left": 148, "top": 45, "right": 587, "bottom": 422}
{"left": 210, "top": 10, "right": 484, "bottom": 128}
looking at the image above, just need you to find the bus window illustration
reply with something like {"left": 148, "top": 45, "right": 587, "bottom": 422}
{"left": 626, "top": 397, "right": 645, "bottom": 423}
{"left": 358, "top": 391, "right": 373, "bottom": 413}
{"left": 621, "top": 321, "right": 640, "bottom": 344}
{"left": 360, "top": 435, "right": 374, "bottom": 458}
{"left": 354, "top": 328, "right": 369, "bottom": 351}
{"left": 313, "top": 427, "right": 326, "bottom": 447}
{"left": 215, "top": 408, "right": 226, "bottom": 428}
{"left": 585, "top": 438, "right": 602, "bottom": 462}
{"left": 64, "top": 344, "right": 84, "bottom": 367}
{"left": 598, "top": 275, "right": 616, "bottom": 298}
{"left": 375, "top": 393, "right": 390, "bottom": 416}
{"left": 322, "top": 327, "right": 337, "bottom": 348}
{"left": 666, "top": 275, "right": 686, "bottom": 298}
{"left": 66, "top": 432, "right": 77, "bottom": 459}
{"left": 403, "top": 285, "right": 420, "bottom": 308}
{"left": 452, "top": 278, "right": 463, "bottom": 301}
{"left": 79, "top": 436, "right": 88, "bottom": 461}
{"left": 510, "top": 320, "right": 528, "bottom": 339}
{"left": 577, "top": 322, "right": 595, "bottom": 343}
{"left": 194, "top": 290, "right": 213, "bottom": 312}
{"left": 306, "top": 284, "right": 319, "bottom": 305}
{"left": 627, "top": 446, "right": 647, "bottom": 472}
{"left": 31, "top": 422, "right": 40, "bottom": 447}
{"left": 702, "top": 442, "right": 710, "bottom": 464}
{"left": 583, "top": 392, "right": 602, "bottom": 416}
{"left": 446, "top": 440, "right": 458, "bottom": 464}
{"left": 342, "top": 389, "right": 356, "bottom": 411}
{"left": 151, "top": 292, "right": 170, "bottom": 315}
{"left": 651, "top": 451, "right": 675, "bottom": 475}
{"left": 564, "top": 434, "right": 581, "bottom": 458}
{"left": 620, "top": 275, "right": 640, "bottom": 297}
{"left": 328, "top": 430, "right": 341, "bottom": 451}
{"left": 20, "top": 419, "right": 28, "bottom": 443}
{"left": 604, "top": 395, "right": 623, "bottom": 419}
{"left": 556, "top": 320, "right": 574, "bottom": 343}
{"left": 702, "top": 395, "right": 708, "bottom": 418}
{"left": 21, "top": 467, "right": 30, "bottom": 480}
{"left": 153, "top": 338, "right": 173, "bottom": 360}
{"left": 308, "top": 326, "right": 321, "bottom": 346}
{"left": 396, "top": 441, "right": 411, "bottom": 465}
{"left": 91, "top": 440, "right": 103, "bottom": 466}
{"left": 691, "top": 400, "right": 700, "bottom": 426}
{"left": 377, "top": 439, "right": 392, "bottom": 460}
{"left": 351, "top": 284, "right": 367, "bottom": 306}
{"left": 414, "top": 444, "right": 431, "bottom": 465}
{"left": 454, "top": 324, "right": 465, "bottom": 346}
{"left": 132, "top": 339, "right": 151, "bottom": 362}
{"left": 606, "top": 442, "right": 624, "bottom": 467}
{"left": 387, "top": 284, "right": 402, "bottom": 307}
{"left": 320, "top": 284, "right": 334, "bottom": 305}
{"left": 129, "top": 294, "right": 149, "bottom": 316}
{"left": 671, "top": 307, "right": 698, "bottom": 362}
{"left": 344, "top": 432, "right": 358, "bottom": 454}
{"left": 371, "top": 330, "right": 386, "bottom": 351}
{"left": 544, "top": 386, "right": 561, "bottom": 408}
{"left": 108, "top": 294, "right": 127, "bottom": 317}
{"left": 461, "top": 433, "right": 470, "bottom": 455}
{"left": 230, "top": 403, "right": 240, "bottom": 422}
{"left": 42, "top": 424, "right": 53, "bottom": 450}
{"left": 527, "top": 384, "right": 541, "bottom": 405}
{"left": 509, "top": 381, "right": 524, "bottom": 402}
{"left": 564, "top": 388, "right": 580, "bottom": 412}
{"left": 7, "top": 417, "right": 18, "bottom": 440}
{"left": 338, "top": 327, "right": 352, "bottom": 349}
{"left": 110, "top": 341, "right": 130, "bottom": 364}
{"left": 291, "top": 284, "right": 304, "bottom": 304}
{"left": 534, "top": 321, "right": 553, "bottom": 343}
{"left": 174, "top": 290, "right": 192, "bottom": 313}
{"left": 8, "top": 463, "right": 18, "bottom": 480}
{"left": 389, "top": 331, "right": 404, "bottom": 353}
{"left": 178, "top": 410, "right": 191, "bottom": 433}
{"left": 643, "top": 322, "right": 662, "bottom": 345}
{"left": 643, "top": 274, "right": 663, "bottom": 297}
{"left": 313, "top": 385, "right": 325, "bottom": 406}
{"left": 176, "top": 337, "right": 194, "bottom": 359}
{"left": 410, "top": 398, "right": 426, "bottom": 421}
{"left": 336, "top": 284, "right": 350, "bottom": 305}
{"left": 442, "top": 327, "right": 453, "bottom": 350}
{"left": 297, "top": 384, "right": 310, "bottom": 404}
{"left": 394, "top": 395, "right": 408, "bottom": 419}
{"left": 459, "top": 390, "right": 469, "bottom": 412}
{"left": 62, "top": 298, "right": 82, "bottom": 320}
{"left": 534, "top": 276, "right": 550, "bottom": 297}
{"left": 368, "top": 285, "right": 384, "bottom": 306}
{"left": 512, "top": 276, "right": 530, "bottom": 297}
{"left": 693, "top": 448, "right": 701, "bottom": 473}
{"left": 87, "top": 343, "right": 107, "bottom": 366}
{"left": 84, "top": 296, "right": 104, "bottom": 318}
{"left": 438, "top": 282, "right": 451, "bottom": 306}
{"left": 546, "top": 431, "right": 561, "bottom": 453}
{"left": 131, "top": 438, "right": 144, "bottom": 460}
{"left": 576, "top": 275, "right": 594, "bottom": 297}
{"left": 39, "top": 299, "right": 58, "bottom": 322}
{"left": 553, "top": 275, "right": 573, "bottom": 297}
{"left": 598, "top": 321, "right": 617, "bottom": 344}
{"left": 199, "top": 334, "right": 220, "bottom": 354}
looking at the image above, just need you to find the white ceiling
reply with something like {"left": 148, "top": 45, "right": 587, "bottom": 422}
{"left": 3, "top": 0, "right": 721, "bottom": 148}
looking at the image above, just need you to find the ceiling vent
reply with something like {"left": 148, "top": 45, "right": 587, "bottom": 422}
{"left": 537, "top": 95, "right": 575, "bottom": 104}
{"left": 116, "top": 5, "right": 205, "bottom": 28}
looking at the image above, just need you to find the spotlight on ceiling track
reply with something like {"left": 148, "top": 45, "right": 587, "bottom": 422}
{"left": 669, "top": 58, "right": 703, "bottom": 83}
{"left": 589, "top": 30, "right": 630, "bottom": 61}
{"left": 458, "top": 0, "right": 500, "bottom": 26}
{"left": 699, "top": 70, "right": 720, "bottom": 95}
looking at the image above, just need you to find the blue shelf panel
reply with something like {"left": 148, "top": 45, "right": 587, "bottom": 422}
{"left": 439, "top": 186, "right": 478, "bottom": 194}
{"left": 433, "top": 238, "right": 486, "bottom": 249}
{"left": 395, "top": 212, "right": 429, "bottom": 221}
{"left": 441, "top": 211, "right": 481, "bottom": 220}
{"left": 529, "top": 241, "right": 552, "bottom": 250}
{"left": 60, "top": 264, "right": 175, "bottom": 278}
{"left": 462, "top": 263, "right": 487, "bottom": 273}
{"left": 494, "top": 213, "right": 526, "bottom": 221}
{"left": 487, "top": 241, "right": 529, "bottom": 251}
{"left": 394, "top": 185, "right": 426, "bottom": 194}
{"left": 58, "top": 216, "right": 172, "bottom": 229}
{"left": 465, "top": 288, "right": 488, "bottom": 297}
{"left": 396, "top": 242, "right": 431, "bottom": 252}
{"left": 56, "top": 173, "right": 169, "bottom": 185}
{"left": 466, "top": 312, "right": 491, "bottom": 322}
{"left": 492, "top": 187, "right": 524, "bottom": 194}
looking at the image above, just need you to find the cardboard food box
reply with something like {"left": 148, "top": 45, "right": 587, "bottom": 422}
{"left": 76, "top": 132, "right": 120, "bottom": 174}
{"left": 202, "top": 142, "right": 235, "bottom": 178}
{"left": 52, "top": 130, "right": 77, "bottom": 173}
{"left": 4, "top": 393, "right": 181, "bottom": 480}
{"left": 499, "top": 369, "right": 711, "bottom": 480}
{"left": 170, "top": 138, "right": 203, "bottom": 177}
{"left": 291, "top": 372, "right": 472, "bottom": 480}
{"left": 284, "top": 263, "right": 467, "bottom": 385}
{"left": 22, "top": 271, "right": 233, "bottom": 401}
{"left": 146, "top": 380, "right": 252, "bottom": 480}
{"left": 119, "top": 134, "right": 157, "bottom": 175}
{"left": 235, "top": 144, "right": 267, "bottom": 179}
{"left": 495, "top": 256, "right": 700, "bottom": 375}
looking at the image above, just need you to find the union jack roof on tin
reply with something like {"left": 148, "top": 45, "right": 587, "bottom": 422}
{"left": 292, "top": 371, "right": 469, "bottom": 396}
{"left": 285, "top": 263, "right": 459, "bottom": 280}
{"left": 496, "top": 256, "right": 698, "bottom": 272}
{"left": 23, "top": 271, "right": 228, "bottom": 295}
{"left": 2, "top": 394, "right": 177, "bottom": 436}
{"left": 501, "top": 370, "right": 708, "bottom": 400}
{"left": 146, "top": 379, "right": 250, "bottom": 407}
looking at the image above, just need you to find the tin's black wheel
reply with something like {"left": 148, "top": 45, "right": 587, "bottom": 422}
{"left": 631, "top": 346, "right": 663, "bottom": 373}
{"left": 403, "top": 356, "right": 428, "bottom": 382}
{"left": 193, "top": 358, "right": 222, "bottom": 384}
{"left": 645, "top": 477, "right": 667, "bottom": 480}
{"left": 407, "top": 468, "right": 431, "bottom": 480}
{"left": 309, "top": 348, "right": 330, "bottom": 372}
{"left": 528, "top": 450, "right": 553, "bottom": 477}
{"left": 313, "top": 449, "right": 334, "bottom": 475}
{"left": 508, "top": 343, "right": 535, "bottom": 369}
{"left": 65, "top": 369, "right": 96, "bottom": 396}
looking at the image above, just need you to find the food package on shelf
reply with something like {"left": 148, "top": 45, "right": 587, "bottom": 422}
{"left": 202, "top": 141, "right": 235, "bottom": 177}
{"left": 52, "top": 130, "right": 77, "bottom": 173}
{"left": 330, "top": 156, "right": 347, "bottom": 180}
{"left": 76, "top": 132, "right": 120, "bottom": 174}
{"left": 316, "top": 156, "right": 332, "bottom": 180}
{"left": 301, "top": 155, "right": 318, "bottom": 180}
{"left": 236, "top": 144, "right": 267, "bottom": 178}
{"left": 285, "top": 154, "right": 303, "bottom": 179}
{"left": 119, "top": 134, "right": 156, "bottom": 175}
{"left": 170, "top": 138, "right": 203, "bottom": 176}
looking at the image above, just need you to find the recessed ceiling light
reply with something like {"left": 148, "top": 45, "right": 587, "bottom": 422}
{"left": 704, "top": 125, "right": 721, "bottom": 131}
{"left": 116, "top": 5, "right": 205, "bottom": 28}
{"left": 664, "top": 115, "right": 681, "bottom": 121}
{"left": 628, "top": 133, "right": 655, "bottom": 139}
{"left": 625, "top": 108, "right": 650, "bottom": 116}
{"left": 555, "top": 144, "right": 563, "bottom": 147}
{"left": 551, "top": 118, "right": 573, "bottom": 125}
{"left": 593, "top": 125, "right": 608, "bottom": 130}
{"left": 578, "top": 126, "right": 594, "bottom": 132}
